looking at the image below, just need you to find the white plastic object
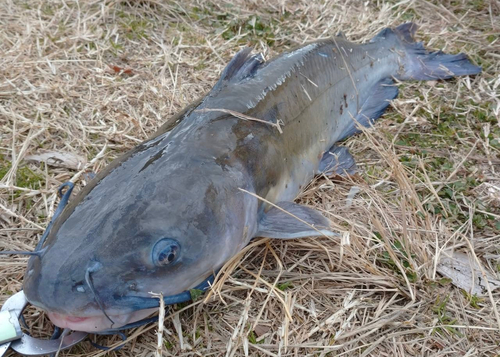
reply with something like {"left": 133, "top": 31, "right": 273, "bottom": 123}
{"left": 0, "top": 310, "right": 22, "bottom": 344}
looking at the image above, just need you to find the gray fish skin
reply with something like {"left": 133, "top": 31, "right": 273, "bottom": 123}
{"left": 23, "top": 23, "right": 480, "bottom": 332}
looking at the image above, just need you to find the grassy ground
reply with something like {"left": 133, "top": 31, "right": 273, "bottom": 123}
{"left": 1, "top": 0, "right": 499, "bottom": 356}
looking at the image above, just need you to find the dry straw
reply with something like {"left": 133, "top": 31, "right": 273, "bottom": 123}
{"left": 1, "top": 0, "right": 499, "bottom": 356}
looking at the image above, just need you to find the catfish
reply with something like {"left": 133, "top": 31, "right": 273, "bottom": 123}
{"left": 20, "top": 23, "right": 480, "bottom": 332}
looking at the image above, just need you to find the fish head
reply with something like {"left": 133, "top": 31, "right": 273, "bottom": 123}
{"left": 23, "top": 141, "right": 257, "bottom": 332}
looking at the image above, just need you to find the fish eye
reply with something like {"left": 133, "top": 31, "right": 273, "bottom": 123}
{"left": 152, "top": 238, "right": 180, "bottom": 267}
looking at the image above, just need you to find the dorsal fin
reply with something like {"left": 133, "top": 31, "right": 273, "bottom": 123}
{"left": 393, "top": 22, "right": 418, "bottom": 43}
{"left": 370, "top": 28, "right": 395, "bottom": 43}
{"left": 370, "top": 23, "right": 418, "bottom": 43}
{"left": 211, "top": 47, "right": 264, "bottom": 93}
{"left": 336, "top": 31, "right": 347, "bottom": 40}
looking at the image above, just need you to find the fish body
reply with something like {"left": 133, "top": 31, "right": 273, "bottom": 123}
{"left": 22, "top": 23, "right": 480, "bottom": 332}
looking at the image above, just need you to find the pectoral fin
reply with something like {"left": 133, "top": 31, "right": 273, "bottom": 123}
{"left": 255, "top": 201, "right": 336, "bottom": 239}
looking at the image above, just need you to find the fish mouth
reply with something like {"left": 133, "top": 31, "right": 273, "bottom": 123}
{"left": 47, "top": 308, "right": 157, "bottom": 332}
{"left": 38, "top": 273, "right": 217, "bottom": 333}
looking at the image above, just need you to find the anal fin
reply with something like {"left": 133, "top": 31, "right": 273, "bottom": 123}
{"left": 338, "top": 78, "right": 399, "bottom": 141}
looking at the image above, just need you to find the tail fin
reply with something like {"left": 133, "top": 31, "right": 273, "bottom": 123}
{"left": 373, "top": 23, "right": 481, "bottom": 80}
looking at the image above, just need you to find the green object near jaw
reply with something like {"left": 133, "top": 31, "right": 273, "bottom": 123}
{"left": 0, "top": 291, "right": 89, "bottom": 356}
{"left": 0, "top": 310, "right": 22, "bottom": 344}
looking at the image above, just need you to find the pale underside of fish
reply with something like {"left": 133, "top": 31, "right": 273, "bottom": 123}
{"left": 20, "top": 23, "right": 480, "bottom": 332}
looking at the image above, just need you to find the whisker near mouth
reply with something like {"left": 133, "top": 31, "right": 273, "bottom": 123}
{"left": 114, "top": 272, "right": 217, "bottom": 310}
{"left": 35, "top": 182, "right": 75, "bottom": 252}
{"left": 0, "top": 250, "right": 41, "bottom": 256}
{"left": 85, "top": 262, "right": 115, "bottom": 327}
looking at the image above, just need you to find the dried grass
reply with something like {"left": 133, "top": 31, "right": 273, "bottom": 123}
{"left": 1, "top": 0, "right": 499, "bottom": 356}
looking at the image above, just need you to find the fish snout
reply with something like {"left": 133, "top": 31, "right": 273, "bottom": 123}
{"left": 23, "top": 254, "right": 47, "bottom": 309}
{"left": 23, "top": 257, "right": 107, "bottom": 316}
